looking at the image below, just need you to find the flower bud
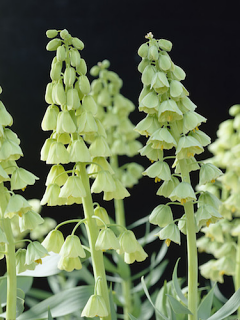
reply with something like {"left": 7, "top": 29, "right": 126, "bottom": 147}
{"left": 41, "top": 104, "right": 59, "bottom": 131}
{"left": 46, "top": 29, "right": 58, "bottom": 38}
{"left": 45, "top": 83, "right": 54, "bottom": 104}
{"left": 76, "top": 58, "right": 87, "bottom": 75}
{"left": 138, "top": 58, "right": 151, "bottom": 73}
{"left": 78, "top": 75, "right": 91, "bottom": 95}
{"left": 158, "top": 39, "right": 172, "bottom": 51}
{"left": 72, "top": 37, "right": 84, "bottom": 50}
{"left": 56, "top": 45, "right": 66, "bottom": 61}
{"left": 52, "top": 82, "right": 67, "bottom": 106}
{"left": 0, "top": 101, "right": 13, "bottom": 126}
{"left": 63, "top": 67, "right": 76, "bottom": 87}
{"left": 141, "top": 65, "right": 156, "bottom": 86}
{"left": 158, "top": 54, "right": 171, "bottom": 71}
{"left": 60, "top": 29, "right": 71, "bottom": 40}
{"left": 172, "top": 65, "right": 186, "bottom": 81}
{"left": 42, "top": 229, "right": 64, "bottom": 253}
{"left": 46, "top": 38, "right": 62, "bottom": 51}
{"left": 138, "top": 43, "right": 149, "bottom": 58}
{"left": 148, "top": 45, "right": 159, "bottom": 61}
{"left": 94, "top": 206, "right": 110, "bottom": 227}
{"left": 70, "top": 48, "right": 81, "bottom": 67}
{"left": 82, "top": 95, "right": 98, "bottom": 114}
{"left": 50, "top": 61, "right": 62, "bottom": 81}
{"left": 90, "top": 65, "right": 100, "bottom": 77}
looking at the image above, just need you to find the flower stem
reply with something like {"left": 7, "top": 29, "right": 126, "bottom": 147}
{"left": 110, "top": 154, "right": 132, "bottom": 319}
{"left": 3, "top": 218, "right": 17, "bottom": 320}
{"left": 79, "top": 163, "right": 111, "bottom": 320}
{"left": 179, "top": 160, "right": 198, "bottom": 320}
{"left": 235, "top": 234, "right": 240, "bottom": 318}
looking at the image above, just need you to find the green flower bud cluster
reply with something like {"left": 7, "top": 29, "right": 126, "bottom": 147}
{"left": 41, "top": 30, "right": 130, "bottom": 205}
{"left": 136, "top": 33, "right": 223, "bottom": 246}
{"left": 0, "top": 88, "right": 44, "bottom": 273}
{"left": 90, "top": 60, "right": 144, "bottom": 188}
{"left": 197, "top": 105, "right": 240, "bottom": 282}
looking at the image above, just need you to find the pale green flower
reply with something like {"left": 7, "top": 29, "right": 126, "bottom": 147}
{"left": 19, "top": 210, "right": 44, "bottom": 232}
{"left": 93, "top": 206, "right": 110, "bottom": 227}
{"left": 95, "top": 228, "right": 120, "bottom": 251}
{"left": 46, "top": 141, "right": 70, "bottom": 164}
{"left": 149, "top": 205, "right": 173, "bottom": 227}
{"left": 10, "top": 167, "right": 39, "bottom": 191}
{"left": 199, "top": 163, "right": 223, "bottom": 185}
{"left": 199, "top": 260, "right": 224, "bottom": 283}
{"left": 59, "top": 234, "right": 86, "bottom": 258}
{"left": 195, "top": 204, "right": 222, "bottom": 229}
{"left": 4, "top": 194, "right": 32, "bottom": 219}
{"left": 147, "top": 127, "right": 177, "bottom": 150}
{"left": 45, "top": 164, "right": 68, "bottom": 186}
{"left": 59, "top": 176, "right": 86, "bottom": 199}
{"left": 56, "top": 110, "right": 77, "bottom": 134}
{"left": 157, "top": 99, "right": 183, "bottom": 122}
{"left": 77, "top": 110, "right": 98, "bottom": 134}
{"left": 58, "top": 256, "right": 82, "bottom": 272}
{"left": 81, "top": 294, "right": 108, "bottom": 318}
{"left": 68, "top": 138, "right": 91, "bottom": 163}
{"left": 41, "top": 183, "right": 67, "bottom": 206}
{"left": 91, "top": 171, "right": 116, "bottom": 193}
{"left": 143, "top": 160, "right": 171, "bottom": 182}
{"left": 156, "top": 176, "right": 180, "bottom": 198}
{"left": 42, "top": 229, "right": 64, "bottom": 253}
{"left": 123, "top": 242, "right": 148, "bottom": 264}
{"left": 16, "top": 248, "right": 37, "bottom": 274}
{"left": 25, "top": 241, "right": 49, "bottom": 265}
{"left": 41, "top": 104, "right": 59, "bottom": 131}
{"left": 176, "top": 135, "right": 204, "bottom": 160}
{"left": 89, "top": 135, "right": 111, "bottom": 158}
{"left": 157, "top": 223, "right": 181, "bottom": 246}
{"left": 169, "top": 182, "right": 196, "bottom": 204}
{"left": 0, "top": 227, "right": 8, "bottom": 244}
{"left": 103, "top": 177, "right": 130, "bottom": 201}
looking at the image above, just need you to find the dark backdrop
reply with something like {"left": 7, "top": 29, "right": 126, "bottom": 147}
{"left": 0, "top": 0, "right": 239, "bottom": 299}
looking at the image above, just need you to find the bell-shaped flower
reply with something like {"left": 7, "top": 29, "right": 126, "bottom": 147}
{"left": 139, "top": 91, "right": 159, "bottom": 114}
{"left": 95, "top": 228, "right": 120, "bottom": 251}
{"left": 214, "top": 242, "right": 236, "bottom": 260}
{"left": 89, "top": 135, "right": 111, "bottom": 157}
{"left": 94, "top": 206, "right": 110, "bottom": 227}
{"left": 42, "top": 229, "right": 64, "bottom": 253}
{"left": 103, "top": 177, "right": 130, "bottom": 201}
{"left": 41, "top": 104, "right": 59, "bottom": 131}
{"left": 158, "top": 53, "right": 172, "bottom": 71}
{"left": 56, "top": 110, "right": 77, "bottom": 134}
{"left": 77, "top": 110, "right": 98, "bottom": 134}
{"left": 149, "top": 205, "right": 173, "bottom": 227}
{"left": 199, "top": 163, "right": 223, "bottom": 185}
{"left": 68, "top": 138, "right": 91, "bottom": 163}
{"left": 141, "top": 65, "right": 157, "bottom": 87}
{"left": 199, "top": 260, "right": 224, "bottom": 283}
{"left": 169, "top": 80, "right": 184, "bottom": 98}
{"left": 40, "top": 138, "right": 56, "bottom": 161}
{"left": 195, "top": 204, "right": 222, "bottom": 229}
{"left": 118, "top": 230, "right": 139, "bottom": 254}
{"left": 198, "top": 191, "right": 221, "bottom": 210}
{"left": 4, "top": 194, "right": 32, "bottom": 219}
{"left": 19, "top": 210, "right": 44, "bottom": 232}
{"left": 91, "top": 171, "right": 116, "bottom": 194}
{"left": 150, "top": 72, "right": 169, "bottom": 94}
{"left": 46, "top": 141, "right": 70, "bottom": 164}
{"left": 147, "top": 127, "right": 177, "bottom": 150}
{"left": 59, "top": 234, "right": 86, "bottom": 258}
{"left": 0, "top": 101, "right": 13, "bottom": 126}
{"left": 143, "top": 161, "right": 171, "bottom": 182}
{"left": 81, "top": 294, "right": 108, "bottom": 318}
{"left": 88, "top": 157, "right": 114, "bottom": 177}
{"left": 169, "top": 182, "right": 196, "bottom": 204}
{"left": 139, "top": 144, "right": 163, "bottom": 162}
{"left": 134, "top": 114, "right": 161, "bottom": 137}
{"left": 10, "top": 167, "right": 39, "bottom": 191}
{"left": 25, "top": 241, "right": 49, "bottom": 265}
{"left": 123, "top": 242, "right": 148, "bottom": 264}
{"left": 46, "top": 164, "right": 68, "bottom": 186}
{"left": 201, "top": 221, "right": 224, "bottom": 243}
{"left": 176, "top": 136, "right": 204, "bottom": 160}
{"left": 0, "top": 136, "right": 23, "bottom": 161}
{"left": 214, "top": 256, "right": 236, "bottom": 276}
{"left": 182, "top": 111, "right": 207, "bottom": 134}
{"left": 41, "top": 183, "right": 67, "bottom": 206}
{"left": 0, "top": 164, "right": 9, "bottom": 183}
{"left": 58, "top": 256, "right": 82, "bottom": 272}
{"left": 82, "top": 95, "right": 98, "bottom": 115}
{"left": 157, "top": 176, "right": 180, "bottom": 198}
{"left": 157, "top": 223, "right": 181, "bottom": 246}
{"left": 16, "top": 248, "right": 37, "bottom": 274}
{"left": 157, "top": 100, "right": 183, "bottom": 122}
{"left": 59, "top": 175, "right": 86, "bottom": 200}
{"left": 188, "top": 130, "right": 211, "bottom": 147}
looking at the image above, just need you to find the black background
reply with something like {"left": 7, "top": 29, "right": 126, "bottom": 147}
{"left": 0, "top": 0, "right": 239, "bottom": 303}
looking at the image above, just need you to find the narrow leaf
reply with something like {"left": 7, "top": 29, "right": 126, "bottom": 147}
{"left": 197, "top": 286, "right": 215, "bottom": 320}
{"left": 47, "top": 308, "right": 53, "bottom": 320}
{"left": 141, "top": 276, "right": 170, "bottom": 320}
{"left": 166, "top": 294, "right": 192, "bottom": 315}
{"left": 172, "top": 258, "right": 188, "bottom": 306}
{"left": 207, "top": 288, "right": 240, "bottom": 320}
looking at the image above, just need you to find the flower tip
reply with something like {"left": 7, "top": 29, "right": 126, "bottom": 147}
{"left": 145, "top": 32, "right": 153, "bottom": 39}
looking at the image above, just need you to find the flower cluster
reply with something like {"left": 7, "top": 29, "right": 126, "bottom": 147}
{"left": 135, "top": 33, "right": 223, "bottom": 246}
{"left": 90, "top": 60, "right": 143, "bottom": 187}
{"left": 0, "top": 86, "right": 46, "bottom": 273}
{"left": 197, "top": 104, "right": 240, "bottom": 282}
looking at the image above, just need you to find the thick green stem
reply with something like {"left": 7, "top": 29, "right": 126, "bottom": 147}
{"left": 110, "top": 154, "right": 132, "bottom": 319}
{"left": 235, "top": 234, "right": 240, "bottom": 318}
{"left": 79, "top": 163, "right": 111, "bottom": 320}
{"left": 179, "top": 160, "right": 198, "bottom": 320}
{"left": 3, "top": 218, "right": 17, "bottom": 320}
